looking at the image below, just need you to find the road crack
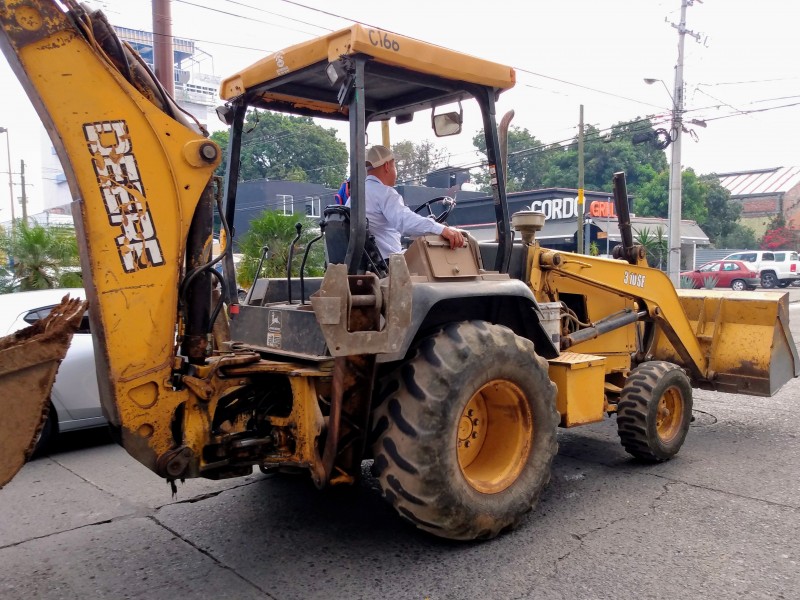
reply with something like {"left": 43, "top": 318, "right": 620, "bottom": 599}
{"left": 149, "top": 515, "right": 279, "bottom": 599}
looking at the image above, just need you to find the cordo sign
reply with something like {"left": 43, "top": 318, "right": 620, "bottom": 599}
{"left": 527, "top": 198, "right": 615, "bottom": 221}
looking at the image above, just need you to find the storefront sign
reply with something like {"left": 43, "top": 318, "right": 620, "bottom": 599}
{"left": 527, "top": 197, "right": 614, "bottom": 220}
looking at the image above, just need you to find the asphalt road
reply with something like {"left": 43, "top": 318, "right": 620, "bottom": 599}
{"left": 1, "top": 300, "right": 799, "bottom": 600}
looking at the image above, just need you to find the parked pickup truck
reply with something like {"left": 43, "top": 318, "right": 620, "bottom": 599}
{"left": 722, "top": 250, "right": 800, "bottom": 288}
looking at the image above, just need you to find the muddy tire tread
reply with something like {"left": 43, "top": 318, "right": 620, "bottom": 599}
{"left": 371, "top": 321, "right": 558, "bottom": 540}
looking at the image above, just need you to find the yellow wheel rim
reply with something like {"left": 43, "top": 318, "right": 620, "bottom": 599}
{"left": 457, "top": 380, "right": 533, "bottom": 494}
{"left": 656, "top": 386, "right": 684, "bottom": 442}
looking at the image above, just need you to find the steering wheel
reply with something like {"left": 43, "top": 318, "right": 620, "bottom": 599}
{"left": 414, "top": 196, "right": 456, "bottom": 224}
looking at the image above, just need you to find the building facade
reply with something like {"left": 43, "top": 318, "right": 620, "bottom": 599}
{"left": 38, "top": 26, "right": 220, "bottom": 215}
{"left": 441, "top": 187, "right": 708, "bottom": 265}
{"left": 717, "top": 166, "right": 800, "bottom": 239}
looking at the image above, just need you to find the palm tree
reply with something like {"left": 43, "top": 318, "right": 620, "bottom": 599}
{"left": 0, "top": 220, "right": 82, "bottom": 291}
{"left": 0, "top": 263, "right": 14, "bottom": 293}
{"left": 633, "top": 225, "right": 668, "bottom": 270}
{"left": 235, "top": 211, "right": 325, "bottom": 288}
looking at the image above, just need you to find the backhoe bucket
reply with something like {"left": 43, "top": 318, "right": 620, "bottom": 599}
{"left": 0, "top": 295, "right": 88, "bottom": 488}
{"left": 654, "top": 290, "right": 800, "bottom": 397}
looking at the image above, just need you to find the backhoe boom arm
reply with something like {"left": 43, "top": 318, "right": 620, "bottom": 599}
{"left": 0, "top": 0, "right": 221, "bottom": 473}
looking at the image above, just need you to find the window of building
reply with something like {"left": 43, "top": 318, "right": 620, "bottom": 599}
{"left": 277, "top": 194, "right": 293, "bottom": 216}
{"left": 305, "top": 196, "right": 321, "bottom": 217}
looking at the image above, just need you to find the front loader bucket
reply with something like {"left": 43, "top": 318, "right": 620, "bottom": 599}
{"left": 654, "top": 290, "right": 800, "bottom": 397}
{"left": 0, "top": 295, "right": 87, "bottom": 488}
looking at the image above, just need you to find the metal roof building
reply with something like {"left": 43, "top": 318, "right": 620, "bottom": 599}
{"left": 716, "top": 166, "right": 800, "bottom": 237}
{"left": 718, "top": 166, "right": 800, "bottom": 197}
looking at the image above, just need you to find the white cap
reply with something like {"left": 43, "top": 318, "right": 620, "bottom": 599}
{"left": 366, "top": 145, "right": 394, "bottom": 169}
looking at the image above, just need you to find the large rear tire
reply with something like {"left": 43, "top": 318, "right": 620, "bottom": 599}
{"left": 371, "top": 321, "right": 558, "bottom": 540}
{"left": 617, "top": 361, "right": 692, "bottom": 462}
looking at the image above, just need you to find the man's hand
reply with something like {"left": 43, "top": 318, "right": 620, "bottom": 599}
{"left": 441, "top": 226, "right": 465, "bottom": 250}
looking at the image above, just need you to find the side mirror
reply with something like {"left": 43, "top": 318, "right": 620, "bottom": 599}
{"left": 216, "top": 104, "right": 234, "bottom": 126}
{"left": 325, "top": 59, "right": 354, "bottom": 106}
{"left": 432, "top": 102, "right": 463, "bottom": 137}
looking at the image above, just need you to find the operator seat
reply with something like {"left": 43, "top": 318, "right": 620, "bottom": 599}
{"left": 322, "top": 205, "right": 388, "bottom": 277}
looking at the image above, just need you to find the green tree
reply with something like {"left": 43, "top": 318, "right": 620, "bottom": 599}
{"left": 472, "top": 118, "right": 668, "bottom": 195}
{"left": 0, "top": 220, "right": 82, "bottom": 291}
{"left": 680, "top": 169, "right": 710, "bottom": 224}
{"left": 633, "top": 168, "right": 708, "bottom": 224}
{"left": 699, "top": 175, "right": 740, "bottom": 245}
{"left": 236, "top": 211, "right": 324, "bottom": 288}
{"left": 469, "top": 117, "right": 746, "bottom": 248}
{"left": 211, "top": 110, "right": 348, "bottom": 188}
{"left": 719, "top": 224, "right": 759, "bottom": 249}
{"left": 473, "top": 125, "right": 548, "bottom": 192}
{"left": 540, "top": 119, "right": 668, "bottom": 195}
{"left": 392, "top": 139, "right": 450, "bottom": 185}
{"left": 210, "top": 129, "right": 228, "bottom": 179}
{"left": 633, "top": 170, "right": 669, "bottom": 217}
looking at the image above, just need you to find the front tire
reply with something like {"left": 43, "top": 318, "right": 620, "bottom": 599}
{"left": 617, "top": 361, "right": 692, "bottom": 462}
{"left": 371, "top": 321, "right": 558, "bottom": 540}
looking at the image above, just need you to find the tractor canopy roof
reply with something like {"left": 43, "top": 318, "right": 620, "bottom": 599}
{"left": 219, "top": 24, "right": 515, "bottom": 121}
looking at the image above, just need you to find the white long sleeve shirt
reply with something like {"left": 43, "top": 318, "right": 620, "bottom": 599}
{"left": 349, "top": 175, "right": 445, "bottom": 259}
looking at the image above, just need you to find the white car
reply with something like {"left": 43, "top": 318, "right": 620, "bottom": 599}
{"left": 0, "top": 288, "right": 104, "bottom": 452}
{"left": 721, "top": 250, "right": 799, "bottom": 288}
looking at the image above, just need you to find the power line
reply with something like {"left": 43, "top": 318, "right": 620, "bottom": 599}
{"left": 699, "top": 100, "right": 800, "bottom": 122}
{"left": 100, "top": 1, "right": 798, "bottom": 185}
{"left": 219, "top": 0, "right": 334, "bottom": 32}
{"left": 274, "top": 0, "right": 359, "bottom": 26}
{"left": 172, "top": 0, "right": 322, "bottom": 37}
{"left": 696, "top": 77, "right": 800, "bottom": 87}
{"left": 114, "top": 0, "right": 800, "bottom": 128}
{"left": 514, "top": 67, "right": 669, "bottom": 112}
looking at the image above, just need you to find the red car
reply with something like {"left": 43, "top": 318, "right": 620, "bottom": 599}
{"left": 681, "top": 260, "right": 760, "bottom": 291}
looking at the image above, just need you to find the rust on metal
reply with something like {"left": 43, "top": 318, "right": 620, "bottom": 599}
{"left": 0, "top": 294, "right": 88, "bottom": 488}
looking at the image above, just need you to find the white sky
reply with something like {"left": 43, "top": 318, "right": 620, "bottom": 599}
{"left": 1, "top": 0, "right": 798, "bottom": 214}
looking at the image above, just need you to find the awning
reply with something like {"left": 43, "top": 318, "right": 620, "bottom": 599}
{"left": 461, "top": 217, "right": 709, "bottom": 246}
{"left": 593, "top": 217, "right": 709, "bottom": 245}
{"left": 536, "top": 220, "right": 579, "bottom": 241}
{"left": 461, "top": 220, "right": 579, "bottom": 243}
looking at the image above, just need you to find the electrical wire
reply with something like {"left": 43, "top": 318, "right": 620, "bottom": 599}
{"left": 90, "top": 0, "right": 799, "bottom": 195}
{"left": 111, "top": 0, "right": 800, "bottom": 132}
{"left": 172, "top": 0, "right": 323, "bottom": 37}
{"left": 218, "top": 0, "right": 334, "bottom": 32}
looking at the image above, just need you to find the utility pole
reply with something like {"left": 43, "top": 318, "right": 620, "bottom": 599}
{"left": 577, "top": 105, "right": 584, "bottom": 254}
{"left": 152, "top": 0, "right": 174, "bottom": 95}
{"left": 19, "top": 159, "right": 27, "bottom": 221}
{"left": 0, "top": 127, "right": 13, "bottom": 223}
{"left": 666, "top": 0, "right": 702, "bottom": 284}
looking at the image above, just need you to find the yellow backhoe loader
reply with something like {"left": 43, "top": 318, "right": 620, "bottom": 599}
{"left": 0, "top": 0, "right": 797, "bottom": 540}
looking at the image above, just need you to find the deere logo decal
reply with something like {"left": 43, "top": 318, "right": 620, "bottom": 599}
{"left": 83, "top": 120, "right": 165, "bottom": 273}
